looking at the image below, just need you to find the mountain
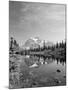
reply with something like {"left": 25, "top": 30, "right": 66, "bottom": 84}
{"left": 22, "top": 37, "right": 53, "bottom": 49}
{"left": 22, "top": 37, "right": 43, "bottom": 49}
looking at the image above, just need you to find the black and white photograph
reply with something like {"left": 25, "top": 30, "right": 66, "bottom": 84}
{"left": 9, "top": 1, "right": 66, "bottom": 89}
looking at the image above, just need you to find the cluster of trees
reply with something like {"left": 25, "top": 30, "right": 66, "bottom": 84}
{"left": 9, "top": 37, "right": 19, "bottom": 51}
{"left": 28, "top": 40, "right": 66, "bottom": 52}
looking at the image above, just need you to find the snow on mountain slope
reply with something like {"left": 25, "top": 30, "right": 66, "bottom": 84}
{"left": 22, "top": 37, "right": 53, "bottom": 49}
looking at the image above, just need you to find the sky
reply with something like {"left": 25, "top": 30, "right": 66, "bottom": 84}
{"left": 9, "top": 1, "right": 66, "bottom": 46}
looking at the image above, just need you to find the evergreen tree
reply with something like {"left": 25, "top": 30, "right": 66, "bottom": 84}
{"left": 61, "top": 40, "right": 65, "bottom": 48}
{"left": 38, "top": 45, "right": 40, "bottom": 51}
{"left": 43, "top": 40, "right": 46, "bottom": 50}
{"left": 10, "top": 37, "right": 14, "bottom": 50}
{"left": 14, "top": 40, "right": 17, "bottom": 46}
{"left": 56, "top": 42, "right": 59, "bottom": 48}
{"left": 59, "top": 42, "right": 62, "bottom": 48}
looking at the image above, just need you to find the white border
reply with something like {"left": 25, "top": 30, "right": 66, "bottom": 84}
{"left": 0, "top": 0, "right": 68, "bottom": 90}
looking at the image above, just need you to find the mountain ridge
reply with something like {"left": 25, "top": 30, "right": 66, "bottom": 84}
{"left": 22, "top": 37, "right": 53, "bottom": 49}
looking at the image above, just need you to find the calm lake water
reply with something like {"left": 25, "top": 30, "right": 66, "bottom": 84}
{"left": 20, "top": 55, "right": 66, "bottom": 86}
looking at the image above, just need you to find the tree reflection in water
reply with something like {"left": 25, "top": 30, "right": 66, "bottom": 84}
{"left": 28, "top": 55, "right": 66, "bottom": 66}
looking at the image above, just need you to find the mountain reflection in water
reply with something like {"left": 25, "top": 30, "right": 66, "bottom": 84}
{"left": 25, "top": 55, "right": 66, "bottom": 66}
{"left": 24, "top": 54, "right": 66, "bottom": 86}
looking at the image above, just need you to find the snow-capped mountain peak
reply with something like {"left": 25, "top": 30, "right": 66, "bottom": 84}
{"left": 30, "top": 37, "right": 38, "bottom": 42}
{"left": 22, "top": 37, "right": 43, "bottom": 49}
{"left": 22, "top": 37, "right": 53, "bottom": 49}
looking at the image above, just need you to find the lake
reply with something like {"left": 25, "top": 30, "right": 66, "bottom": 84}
{"left": 9, "top": 54, "right": 66, "bottom": 88}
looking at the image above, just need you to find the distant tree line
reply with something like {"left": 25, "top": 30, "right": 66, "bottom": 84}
{"left": 27, "top": 40, "right": 66, "bottom": 52}
{"left": 21, "top": 40, "right": 66, "bottom": 56}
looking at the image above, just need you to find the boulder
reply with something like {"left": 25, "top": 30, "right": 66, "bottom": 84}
{"left": 56, "top": 69, "right": 61, "bottom": 72}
